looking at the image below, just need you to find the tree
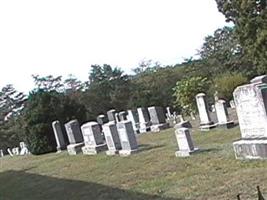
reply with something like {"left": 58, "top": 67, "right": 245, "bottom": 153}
{"left": 21, "top": 90, "right": 86, "bottom": 155}
{"left": 173, "top": 77, "right": 209, "bottom": 115}
{"left": 215, "top": 0, "right": 267, "bottom": 73}
{"left": 32, "top": 75, "right": 64, "bottom": 92}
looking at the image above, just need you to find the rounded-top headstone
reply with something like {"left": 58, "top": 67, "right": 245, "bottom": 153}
{"left": 250, "top": 75, "right": 267, "bottom": 84}
{"left": 196, "top": 93, "right": 206, "bottom": 98}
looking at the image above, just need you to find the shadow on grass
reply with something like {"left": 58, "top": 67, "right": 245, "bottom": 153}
{"left": 195, "top": 148, "right": 221, "bottom": 154}
{"left": 138, "top": 144, "right": 165, "bottom": 153}
{"left": 0, "top": 170, "right": 181, "bottom": 200}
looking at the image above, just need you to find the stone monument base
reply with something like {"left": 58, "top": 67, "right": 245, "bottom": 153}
{"left": 67, "top": 143, "right": 84, "bottom": 155}
{"left": 216, "top": 121, "right": 235, "bottom": 129}
{"left": 106, "top": 149, "right": 120, "bottom": 156}
{"left": 175, "top": 148, "right": 199, "bottom": 157}
{"left": 139, "top": 125, "right": 151, "bottom": 133}
{"left": 175, "top": 121, "right": 192, "bottom": 129}
{"left": 233, "top": 138, "right": 267, "bottom": 159}
{"left": 150, "top": 123, "right": 169, "bottom": 132}
{"left": 119, "top": 149, "right": 138, "bottom": 157}
{"left": 82, "top": 144, "right": 108, "bottom": 155}
{"left": 199, "top": 122, "right": 216, "bottom": 131}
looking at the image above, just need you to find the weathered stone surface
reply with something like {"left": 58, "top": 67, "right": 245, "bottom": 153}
{"left": 137, "top": 107, "right": 151, "bottom": 133}
{"left": 64, "top": 120, "right": 83, "bottom": 144}
{"left": 119, "top": 111, "right": 128, "bottom": 121}
{"left": 127, "top": 109, "right": 139, "bottom": 133}
{"left": 67, "top": 143, "right": 84, "bottom": 155}
{"left": 103, "top": 122, "right": 122, "bottom": 155}
{"left": 175, "top": 127, "right": 199, "bottom": 157}
{"left": 52, "top": 120, "right": 66, "bottom": 151}
{"left": 233, "top": 75, "right": 267, "bottom": 159}
{"left": 148, "top": 106, "right": 166, "bottom": 124}
{"left": 117, "top": 121, "right": 138, "bottom": 156}
{"left": 81, "top": 122, "right": 107, "bottom": 155}
{"left": 215, "top": 100, "right": 234, "bottom": 129}
{"left": 196, "top": 93, "right": 215, "bottom": 131}
{"left": 97, "top": 114, "right": 108, "bottom": 125}
{"left": 107, "top": 109, "right": 116, "bottom": 122}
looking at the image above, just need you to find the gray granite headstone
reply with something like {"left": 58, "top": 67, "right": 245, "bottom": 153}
{"left": 215, "top": 99, "right": 234, "bottom": 128}
{"left": 52, "top": 120, "right": 66, "bottom": 152}
{"left": 137, "top": 107, "right": 151, "bottom": 133}
{"left": 119, "top": 111, "right": 128, "bottom": 121}
{"left": 64, "top": 119, "right": 83, "bottom": 144}
{"left": 127, "top": 109, "right": 139, "bottom": 133}
{"left": 97, "top": 114, "right": 108, "bottom": 125}
{"left": 107, "top": 109, "right": 116, "bottom": 122}
{"left": 148, "top": 106, "right": 169, "bottom": 132}
{"left": 103, "top": 122, "right": 122, "bottom": 155}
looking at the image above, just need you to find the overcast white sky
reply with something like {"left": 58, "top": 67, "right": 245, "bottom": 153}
{"left": 0, "top": 0, "right": 228, "bottom": 93}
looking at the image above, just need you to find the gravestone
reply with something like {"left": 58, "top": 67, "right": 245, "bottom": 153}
{"left": 127, "top": 110, "right": 139, "bottom": 133}
{"left": 166, "top": 107, "right": 172, "bottom": 119}
{"left": 215, "top": 99, "right": 234, "bottom": 128}
{"left": 52, "top": 120, "right": 66, "bottom": 152}
{"left": 148, "top": 106, "right": 169, "bottom": 132}
{"left": 81, "top": 122, "right": 107, "bottom": 155}
{"left": 117, "top": 121, "right": 138, "bottom": 156}
{"left": 119, "top": 111, "right": 128, "bottom": 121}
{"left": 230, "top": 100, "right": 236, "bottom": 108}
{"left": 97, "top": 114, "right": 108, "bottom": 125}
{"left": 137, "top": 107, "right": 151, "bottom": 133}
{"left": 233, "top": 75, "right": 267, "bottom": 159}
{"left": 175, "top": 127, "right": 199, "bottom": 157}
{"left": 0, "top": 149, "right": 3, "bottom": 157}
{"left": 7, "top": 148, "right": 13, "bottom": 157}
{"left": 103, "top": 122, "right": 122, "bottom": 155}
{"left": 12, "top": 147, "right": 20, "bottom": 155}
{"left": 196, "top": 93, "right": 216, "bottom": 131}
{"left": 65, "top": 119, "right": 84, "bottom": 155}
{"left": 19, "top": 142, "right": 30, "bottom": 155}
{"left": 107, "top": 109, "right": 116, "bottom": 122}
{"left": 115, "top": 113, "right": 120, "bottom": 123}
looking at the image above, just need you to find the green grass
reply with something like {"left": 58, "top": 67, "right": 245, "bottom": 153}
{"left": 0, "top": 127, "right": 266, "bottom": 200}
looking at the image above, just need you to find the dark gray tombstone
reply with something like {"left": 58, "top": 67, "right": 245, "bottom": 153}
{"left": 52, "top": 120, "right": 66, "bottom": 152}
{"left": 103, "top": 122, "right": 122, "bottom": 155}
{"left": 107, "top": 109, "right": 116, "bottom": 122}
{"left": 119, "top": 111, "right": 128, "bottom": 121}
{"left": 97, "top": 114, "right": 108, "bottom": 125}
{"left": 148, "top": 106, "right": 169, "bottom": 132}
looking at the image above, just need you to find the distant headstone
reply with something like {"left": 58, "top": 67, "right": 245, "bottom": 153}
{"left": 0, "top": 150, "right": 3, "bottom": 157}
{"left": 148, "top": 106, "right": 169, "bottom": 132}
{"left": 19, "top": 142, "right": 30, "bottom": 155}
{"left": 107, "top": 109, "right": 116, "bottom": 122}
{"left": 97, "top": 114, "right": 108, "bottom": 125}
{"left": 52, "top": 120, "right": 66, "bottom": 152}
{"left": 103, "top": 122, "right": 122, "bottom": 155}
{"left": 119, "top": 111, "right": 128, "bottom": 121}
{"left": 137, "top": 107, "right": 151, "bottom": 133}
{"left": 115, "top": 113, "right": 120, "bottom": 123}
{"left": 65, "top": 119, "right": 84, "bottom": 155}
{"left": 117, "top": 121, "right": 138, "bottom": 156}
{"left": 215, "top": 99, "right": 234, "bottom": 128}
{"left": 196, "top": 93, "right": 216, "bottom": 131}
{"left": 233, "top": 75, "right": 267, "bottom": 159}
{"left": 81, "top": 122, "right": 107, "bottom": 155}
{"left": 12, "top": 147, "right": 20, "bottom": 155}
{"left": 7, "top": 148, "right": 13, "bottom": 157}
{"left": 127, "top": 110, "right": 139, "bottom": 133}
{"left": 175, "top": 127, "right": 199, "bottom": 157}
{"left": 166, "top": 107, "right": 172, "bottom": 119}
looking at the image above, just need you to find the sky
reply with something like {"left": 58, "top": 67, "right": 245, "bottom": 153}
{"left": 0, "top": 0, "right": 228, "bottom": 93}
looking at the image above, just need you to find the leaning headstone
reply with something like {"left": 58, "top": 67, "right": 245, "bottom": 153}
{"left": 65, "top": 119, "right": 84, "bottom": 155}
{"left": 97, "top": 114, "right": 108, "bottom": 125}
{"left": 0, "top": 149, "right": 3, "bottom": 157}
{"left": 103, "top": 122, "right": 122, "bottom": 155}
{"left": 175, "top": 127, "right": 199, "bottom": 157}
{"left": 52, "top": 120, "right": 66, "bottom": 152}
{"left": 7, "top": 148, "right": 13, "bottom": 157}
{"left": 196, "top": 93, "right": 216, "bottom": 131}
{"left": 119, "top": 111, "right": 128, "bottom": 121}
{"left": 215, "top": 99, "right": 234, "bottom": 128}
{"left": 148, "top": 106, "right": 169, "bottom": 132}
{"left": 127, "top": 109, "right": 139, "bottom": 133}
{"left": 107, "top": 109, "right": 116, "bottom": 122}
{"left": 81, "top": 122, "right": 107, "bottom": 155}
{"left": 166, "top": 107, "right": 172, "bottom": 119}
{"left": 233, "top": 75, "right": 267, "bottom": 159}
{"left": 117, "top": 121, "right": 138, "bottom": 156}
{"left": 137, "top": 107, "right": 151, "bottom": 133}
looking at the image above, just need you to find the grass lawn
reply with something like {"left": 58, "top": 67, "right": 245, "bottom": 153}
{"left": 0, "top": 126, "right": 266, "bottom": 200}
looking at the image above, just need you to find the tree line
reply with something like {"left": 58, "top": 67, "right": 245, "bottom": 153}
{"left": 0, "top": 0, "right": 266, "bottom": 154}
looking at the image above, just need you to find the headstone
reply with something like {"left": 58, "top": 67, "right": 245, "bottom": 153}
{"left": 81, "top": 122, "right": 107, "bottom": 155}
{"left": 115, "top": 113, "right": 120, "bottom": 123}
{"left": 117, "top": 121, "right": 138, "bottom": 156}
{"left": 7, "top": 148, "right": 13, "bottom": 157}
{"left": 230, "top": 100, "right": 236, "bottom": 108}
{"left": 175, "top": 127, "right": 199, "bottom": 157}
{"left": 211, "top": 104, "right": 216, "bottom": 112}
{"left": 12, "top": 147, "right": 20, "bottom": 155}
{"left": 52, "top": 120, "right": 66, "bottom": 152}
{"left": 148, "top": 106, "right": 169, "bottom": 132}
{"left": 233, "top": 75, "right": 267, "bottom": 159}
{"left": 166, "top": 107, "right": 172, "bottom": 119}
{"left": 103, "top": 122, "right": 122, "bottom": 155}
{"left": 107, "top": 109, "right": 116, "bottom": 122}
{"left": 19, "top": 142, "right": 30, "bottom": 155}
{"left": 127, "top": 110, "right": 139, "bottom": 133}
{"left": 119, "top": 111, "right": 128, "bottom": 121}
{"left": 0, "top": 149, "right": 3, "bottom": 157}
{"left": 215, "top": 99, "right": 234, "bottom": 128}
{"left": 65, "top": 119, "right": 84, "bottom": 155}
{"left": 97, "top": 114, "right": 108, "bottom": 125}
{"left": 190, "top": 112, "right": 196, "bottom": 120}
{"left": 137, "top": 107, "right": 151, "bottom": 133}
{"left": 195, "top": 93, "right": 216, "bottom": 131}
